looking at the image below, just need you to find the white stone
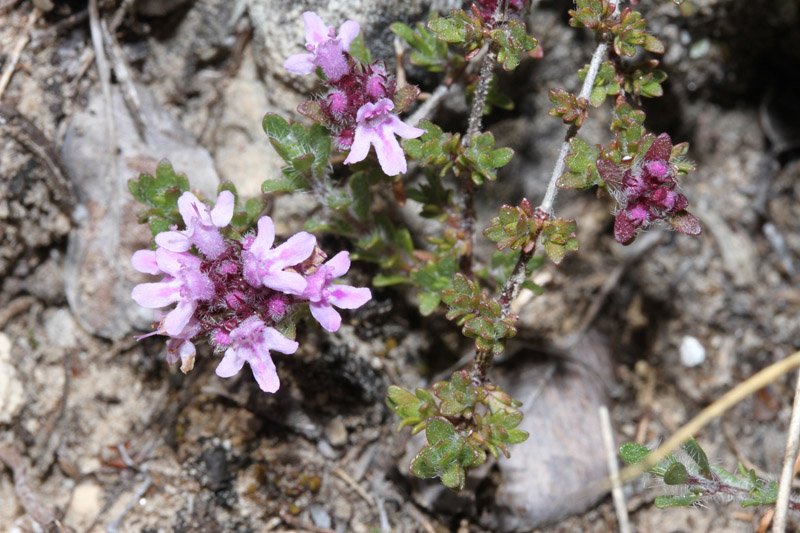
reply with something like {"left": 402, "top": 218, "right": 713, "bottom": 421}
{"left": 44, "top": 308, "right": 79, "bottom": 349}
{"left": 0, "top": 333, "right": 24, "bottom": 424}
{"left": 65, "top": 482, "right": 104, "bottom": 530}
{"left": 680, "top": 336, "right": 706, "bottom": 367}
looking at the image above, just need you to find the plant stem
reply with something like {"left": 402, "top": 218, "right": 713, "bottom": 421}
{"left": 473, "top": 2, "right": 622, "bottom": 382}
{"left": 540, "top": 40, "right": 611, "bottom": 214}
{"left": 773, "top": 368, "right": 800, "bottom": 532}
{"left": 460, "top": 46, "right": 497, "bottom": 273}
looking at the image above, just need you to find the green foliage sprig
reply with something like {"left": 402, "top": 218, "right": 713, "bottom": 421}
{"left": 620, "top": 439, "right": 796, "bottom": 510}
{"left": 387, "top": 370, "right": 528, "bottom": 490}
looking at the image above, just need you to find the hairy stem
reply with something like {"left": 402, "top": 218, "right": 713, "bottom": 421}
{"left": 686, "top": 472, "right": 800, "bottom": 512}
{"left": 460, "top": 47, "right": 497, "bottom": 273}
{"left": 472, "top": 0, "right": 622, "bottom": 382}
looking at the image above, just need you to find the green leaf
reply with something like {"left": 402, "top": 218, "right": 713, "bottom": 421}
{"left": 391, "top": 21, "right": 450, "bottom": 72}
{"left": 460, "top": 131, "right": 513, "bottom": 185}
{"left": 418, "top": 292, "right": 442, "bottom": 316}
{"left": 261, "top": 175, "right": 308, "bottom": 194}
{"left": 410, "top": 446, "right": 438, "bottom": 478}
{"left": 569, "top": 0, "right": 616, "bottom": 30}
{"left": 489, "top": 19, "right": 538, "bottom": 71}
{"left": 548, "top": 89, "right": 588, "bottom": 128}
{"left": 663, "top": 462, "right": 689, "bottom": 485}
{"left": 372, "top": 274, "right": 410, "bottom": 287}
{"left": 425, "top": 417, "right": 457, "bottom": 446}
{"left": 558, "top": 137, "right": 602, "bottom": 190}
{"left": 742, "top": 480, "right": 779, "bottom": 507}
{"left": 348, "top": 32, "right": 372, "bottom": 65}
{"left": 619, "top": 442, "right": 650, "bottom": 465}
{"left": 262, "top": 113, "right": 331, "bottom": 187}
{"left": 406, "top": 173, "right": 453, "bottom": 219}
{"left": 578, "top": 61, "right": 620, "bottom": 107}
{"left": 428, "top": 11, "right": 471, "bottom": 44}
{"left": 540, "top": 218, "right": 579, "bottom": 265}
{"left": 682, "top": 437, "right": 712, "bottom": 479}
{"left": 654, "top": 493, "right": 701, "bottom": 508}
{"left": 440, "top": 463, "right": 466, "bottom": 490}
{"left": 128, "top": 160, "right": 191, "bottom": 237}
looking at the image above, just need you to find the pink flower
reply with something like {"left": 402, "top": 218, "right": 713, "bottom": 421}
{"left": 155, "top": 191, "right": 234, "bottom": 260}
{"left": 131, "top": 248, "right": 215, "bottom": 336}
{"left": 343, "top": 98, "right": 424, "bottom": 176}
{"left": 284, "top": 11, "right": 360, "bottom": 82}
{"left": 301, "top": 251, "right": 371, "bottom": 332}
{"left": 166, "top": 320, "right": 201, "bottom": 374}
{"left": 598, "top": 133, "right": 701, "bottom": 244}
{"left": 215, "top": 316, "right": 298, "bottom": 393}
{"left": 242, "top": 216, "right": 317, "bottom": 295}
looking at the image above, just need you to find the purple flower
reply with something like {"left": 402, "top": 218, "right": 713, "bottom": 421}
{"left": 131, "top": 248, "right": 215, "bottom": 336}
{"left": 242, "top": 216, "right": 317, "bottom": 295}
{"left": 343, "top": 98, "right": 424, "bottom": 176}
{"left": 301, "top": 251, "right": 372, "bottom": 332}
{"left": 155, "top": 191, "right": 234, "bottom": 260}
{"left": 598, "top": 133, "right": 701, "bottom": 244}
{"left": 214, "top": 316, "right": 298, "bottom": 393}
{"left": 284, "top": 11, "right": 360, "bottom": 82}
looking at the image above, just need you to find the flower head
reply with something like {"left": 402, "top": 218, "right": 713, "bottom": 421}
{"left": 131, "top": 248, "right": 215, "bottom": 336}
{"left": 343, "top": 98, "right": 424, "bottom": 176}
{"left": 599, "top": 133, "right": 701, "bottom": 244}
{"left": 242, "top": 216, "right": 317, "bottom": 294}
{"left": 155, "top": 191, "right": 234, "bottom": 260}
{"left": 284, "top": 11, "right": 360, "bottom": 82}
{"left": 302, "top": 251, "right": 372, "bottom": 332}
{"left": 473, "top": 0, "right": 525, "bottom": 22}
{"left": 215, "top": 317, "right": 298, "bottom": 393}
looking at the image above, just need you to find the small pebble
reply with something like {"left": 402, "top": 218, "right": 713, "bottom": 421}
{"left": 680, "top": 336, "right": 706, "bottom": 367}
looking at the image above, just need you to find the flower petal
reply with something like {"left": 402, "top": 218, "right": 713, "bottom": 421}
{"left": 310, "top": 302, "right": 342, "bottom": 332}
{"left": 216, "top": 349, "right": 245, "bottom": 378}
{"left": 251, "top": 216, "right": 276, "bottom": 257}
{"left": 131, "top": 281, "right": 180, "bottom": 308}
{"left": 263, "top": 327, "right": 299, "bottom": 355}
{"left": 179, "top": 341, "right": 196, "bottom": 373}
{"left": 343, "top": 123, "right": 373, "bottom": 166}
{"left": 284, "top": 53, "right": 316, "bottom": 75}
{"left": 163, "top": 299, "right": 196, "bottom": 336}
{"left": 211, "top": 190, "right": 235, "bottom": 227}
{"left": 271, "top": 232, "right": 316, "bottom": 267}
{"left": 131, "top": 250, "right": 160, "bottom": 275}
{"left": 155, "top": 231, "right": 191, "bottom": 253}
{"left": 386, "top": 114, "right": 425, "bottom": 139}
{"left": 302, "top": 11, "right": 329, "bottom": 44}
{"left": 337, "top": 20, "right": 360, "bottom": 50}
{"left": 328, "top": 285, "right": 372, "bottom": 309}
{"left": 373, "top": 128, "right": 406, "bottom": 176}
{"left": 263, "top": 270, "right": 308, "bottom": 295}
{"left": 249, "top": 354, "right": 280, "bottom": 393}
{"left": 325, "top": 251, "right": 351, "bottom": 278}
{"left": 178, "top": 192, "right": 210, "bottom": 226}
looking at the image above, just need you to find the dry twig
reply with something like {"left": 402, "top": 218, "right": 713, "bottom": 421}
{"left": 0, "top": 295, "right": 36, "bottom": 329}
{"left": 0, "top": 445, "right": 58, "bottom": 527}
{"left": 772, "top": 368, "right": 800, "bottom": 532}
{"left": 599, "top": 406, "right": 631, "bottom": 533}
{"left": 0, "top": 8, "right": 39, "bottom": 100}
{"left": 0, "top": 104, "right": 75, "bottom": 211}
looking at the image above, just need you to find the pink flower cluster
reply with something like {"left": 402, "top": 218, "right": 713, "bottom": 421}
{"left": 132, "top": 191, "right": 371, "bottom": 393}
{"left": 283, "top": 11, "right": 423, "bottom": 176}
{"left": 598, "top": 133, "right": 701, "bottom": 244}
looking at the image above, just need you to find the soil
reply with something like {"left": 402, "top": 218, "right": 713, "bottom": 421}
{"left": 2, "top": 0, "right": 800, "bottom": 532}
